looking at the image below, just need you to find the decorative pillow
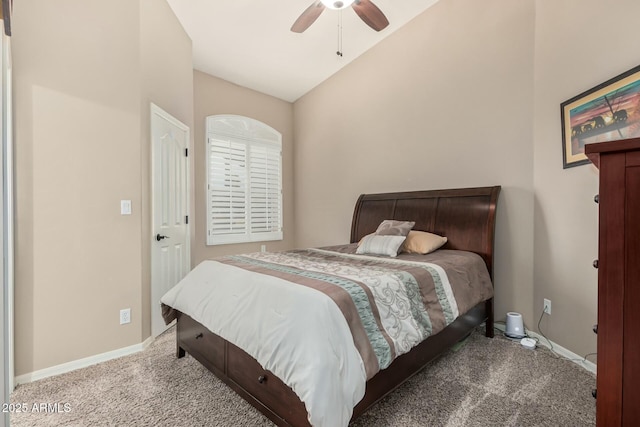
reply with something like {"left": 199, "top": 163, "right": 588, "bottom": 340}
{"left": 374, "top": 220, "right": 415, "bottom": 237}
{"left": 402, "top": 230, "right": 447, "bottom": 254}
{"left": 356, "top": 235, "right": 407, "bottom": 257}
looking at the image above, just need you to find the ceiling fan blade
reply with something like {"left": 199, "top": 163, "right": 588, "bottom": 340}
{"left": 352, "top": 0, "right": 389, "bottom": 32}
{"left": 291, "top": 1, "right": 325, "bottom": 33}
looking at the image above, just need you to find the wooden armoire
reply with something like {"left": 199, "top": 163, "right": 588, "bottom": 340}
{"left": 585, "top": 137, "right": 640, "bottom": 426}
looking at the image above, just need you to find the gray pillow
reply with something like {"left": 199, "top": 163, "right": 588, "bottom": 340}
{"left": 375, "top": 220, "right": 415, "bottom": 237}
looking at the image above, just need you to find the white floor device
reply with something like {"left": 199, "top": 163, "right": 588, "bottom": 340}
{"left": 520, "top": 337, "right": 537, "bottom": 350}
{"left": 505, "top": 312, "right": 525, "bottom": 338}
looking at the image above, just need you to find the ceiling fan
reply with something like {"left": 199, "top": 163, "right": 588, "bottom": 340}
{"left": 291, "top": 0, "right": 389, "bottom": 33}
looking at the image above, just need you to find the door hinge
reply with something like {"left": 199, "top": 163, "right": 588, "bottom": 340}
{"left": 185, "top": 215, "right": 189, "bottom": 224}
{"left": 185, "top": 148, "right": 188, "bottom": 157}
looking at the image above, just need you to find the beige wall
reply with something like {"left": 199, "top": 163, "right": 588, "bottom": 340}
{"left": 13, "top": 0, "right": 639, "bottom": 376}
{"left": 192, "top": 70, "right": 295, "bottom": 264}
{"left": 139, "top": 0, "right": 194, "bottom": 340}
{"left": 13, "top": 0, "right": 192, "bottom": 375}
{"left": 533, "top": 0, "right": 640, "bottom": 359}
{"left": 295, "top": 0, "right": 640, "bottom": 359}
{"left": 293, "top": 0, "right": 536, "bottom": 331}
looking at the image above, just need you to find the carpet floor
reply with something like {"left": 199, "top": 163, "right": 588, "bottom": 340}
{"left": 10, "top": 327, "right": 595, "bottom": 426}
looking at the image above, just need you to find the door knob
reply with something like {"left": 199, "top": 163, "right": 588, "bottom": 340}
{"left": 155, "top": 234, "right": 169, "bottom": 241}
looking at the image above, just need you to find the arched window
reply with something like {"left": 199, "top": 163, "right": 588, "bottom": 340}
{"left": 206, "top": 115, "right": 283, "bottom": 245}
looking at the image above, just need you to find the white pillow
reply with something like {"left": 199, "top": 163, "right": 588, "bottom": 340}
{"left": 356, "top": 235, "right": 407, "bottom": 258}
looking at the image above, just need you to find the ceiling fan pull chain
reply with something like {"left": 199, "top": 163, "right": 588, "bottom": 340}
{"left": 336, "top": 10, "right": 343, "bottom": 57}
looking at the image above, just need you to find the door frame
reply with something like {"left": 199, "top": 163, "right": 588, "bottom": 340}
{"left": 2, "top": 26, "right": 13, "bottom": 426}
{"left": 150, "top": 103, "right": 190, "bottom": 337}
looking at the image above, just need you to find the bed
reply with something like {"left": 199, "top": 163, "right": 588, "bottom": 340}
{"left": 161, "top": 186, "right": 500, "bottom": 427}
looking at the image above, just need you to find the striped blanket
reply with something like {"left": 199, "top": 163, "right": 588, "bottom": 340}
{"left": 161, "top": 246, "right": 493, "bottom": 427}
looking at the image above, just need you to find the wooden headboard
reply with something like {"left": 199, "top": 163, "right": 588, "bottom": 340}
{"left": 350, "top": 186, "right": 501, "bottom": 277}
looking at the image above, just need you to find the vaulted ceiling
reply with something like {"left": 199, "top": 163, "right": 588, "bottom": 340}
{"left": 166, "top": 0, "right": 441, "bottom": 102}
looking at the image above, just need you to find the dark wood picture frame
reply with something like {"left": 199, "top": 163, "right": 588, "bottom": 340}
{"left": 561, "top": 64, "right": 640, "bottom": 169}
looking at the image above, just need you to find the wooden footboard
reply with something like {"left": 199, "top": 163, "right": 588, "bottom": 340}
{"left": 176, "top": 300, "right": 489, "bottom": 426}
{"left": 177, "top": 311, "right": 310, "bottom": 426}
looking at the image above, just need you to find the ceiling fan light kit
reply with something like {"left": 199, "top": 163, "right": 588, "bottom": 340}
{"left": 291, "top": 0, "right": 389, "bottom": 33}
{"left": 321, "top": 0, "right": 354, "bottom": 10}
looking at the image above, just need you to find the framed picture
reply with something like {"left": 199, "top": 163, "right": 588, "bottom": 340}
{"left": 561, "top": 64, "right": 640, "bottom": 168}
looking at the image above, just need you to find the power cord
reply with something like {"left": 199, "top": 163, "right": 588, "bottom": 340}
{"left": 536, "top": 308, "right": 558, "bottom": 356}
{"left": 492, "top": 312, "right": 596, "bottom": 364}
{"left": 537, "top": 307, "right": 597, "bottom": 364}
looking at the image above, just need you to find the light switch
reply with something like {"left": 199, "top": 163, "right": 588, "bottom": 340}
{"left": 120, "top": 200, "right": 132, "bottom": 215}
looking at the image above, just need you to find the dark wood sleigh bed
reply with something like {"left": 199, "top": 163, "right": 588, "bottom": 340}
{"left": 172, "top": 186, "right": 500, "bottom": 426}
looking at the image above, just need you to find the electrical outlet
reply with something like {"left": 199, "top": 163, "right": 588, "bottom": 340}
{"left": 120, "top": 308, "right": 131, "bottom": 325}
{"left": 543, "top": 299, "right": 551, "bottom": 315}
{"left": 120, "top": 200, "right": 132, "bottom": 215}
{"left": 260, "top": 244, "right": 266, "bottom": 253}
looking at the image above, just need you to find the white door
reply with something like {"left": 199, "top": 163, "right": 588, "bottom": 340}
{"left": 151, "top": 104, "right": 190, "bottom": 337}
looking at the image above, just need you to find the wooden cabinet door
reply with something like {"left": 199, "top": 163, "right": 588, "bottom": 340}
{"left": 596, "top": 152, "right": 625, "bottom": 426}
{"left": 623, "top": 157, "right": 640, "bottom": 424}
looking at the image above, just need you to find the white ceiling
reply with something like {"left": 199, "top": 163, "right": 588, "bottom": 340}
{"left": 165, "top": 0, "right": 441, "bottom": 102}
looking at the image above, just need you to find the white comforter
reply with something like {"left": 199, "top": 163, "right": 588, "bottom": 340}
{"left": 161, "top": 259, "right": 367, "bottom": 427}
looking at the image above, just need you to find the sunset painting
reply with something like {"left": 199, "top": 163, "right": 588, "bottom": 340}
{"left": 561, "top": 65, "right": 640, "bottom": 168}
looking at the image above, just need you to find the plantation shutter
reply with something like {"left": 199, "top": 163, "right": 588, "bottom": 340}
{"left": 249, "top": 143, "right": 282, "bottom": 236}
{"left": 206, "top": 115, "right": 283, "bottom": 245}
{"left": 208, "top": 138, "right": 247, "bottom": 238}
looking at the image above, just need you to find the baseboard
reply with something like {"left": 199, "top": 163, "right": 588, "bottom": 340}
{"left": 493, "top": 323, "right": 597, "bottom": 374}
{"left": 14, "top": 336, "right": 155, "bottom": 386}
{"left": 15, "top": 325, "right": 595, "bottom": 386}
